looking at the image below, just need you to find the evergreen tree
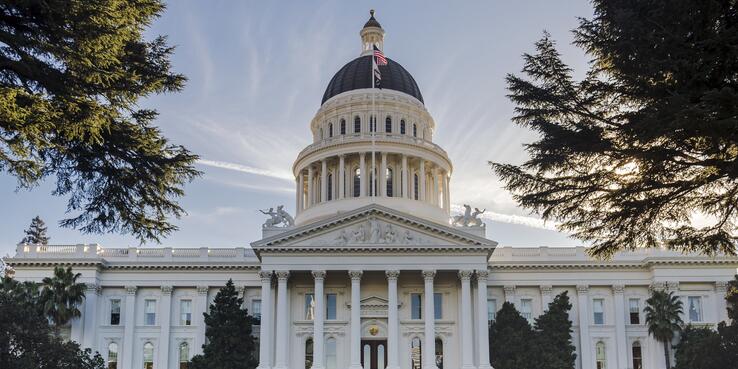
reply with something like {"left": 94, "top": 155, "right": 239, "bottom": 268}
{"left": 0, "top": 1, "right": 199, "bottom": 243}
{"left": 21, "top": 216, "right": 49, "bottom": 244}
{"left": 645, "top": 290, "right": 684, "bottom": 369}
{"left": 674, "top": 325, "right": 727, "bottom": 369}
{"left": 190, "top": 279, "right": 258, "bottom": 369}
{"left": 716, "top": 275, "right": 738, "bottom": 365}
{"left": 491, "top": 0, "right": 738, "bottom": 258}
{"left": 533, "top": 292, "right": 576, "bottom": 369}
{"left": 489, "top": 302, "right": 536, "bottom": 369}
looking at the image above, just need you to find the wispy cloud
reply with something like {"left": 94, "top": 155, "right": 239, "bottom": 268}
{"left": 197, "top": 159, "right": 293, "bottom": 181}
{"left": 451, "top": 204, "right": 560, "bottom": 231}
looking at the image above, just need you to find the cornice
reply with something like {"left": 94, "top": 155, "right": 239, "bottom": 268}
{"left": 490, "top": 258, "right": 738, "bottom": 271}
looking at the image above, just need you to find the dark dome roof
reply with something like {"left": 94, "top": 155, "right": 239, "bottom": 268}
{"left": 364, "top": 15, "right": 382, "bottom": 28}
{"left": 321, "top": 55, "right": 424, "bottom": 104}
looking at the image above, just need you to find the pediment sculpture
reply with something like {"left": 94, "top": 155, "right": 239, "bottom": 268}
{"left": 329, "top": 218, "right": 426, "bottom": 246}
{"left": 451, "top": 204, "right": 485, "bottom": 227}
{"left": 260, "top": 205, "right": 295, "bottom": 228}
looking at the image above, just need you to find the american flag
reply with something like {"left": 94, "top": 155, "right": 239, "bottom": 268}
{"left": 373, "top": 45, "right": 387, "bottom": 65}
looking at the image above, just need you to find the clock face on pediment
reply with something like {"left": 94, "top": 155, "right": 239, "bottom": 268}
{"left": 290, "top": 216, "right": 439, "bottom": 247}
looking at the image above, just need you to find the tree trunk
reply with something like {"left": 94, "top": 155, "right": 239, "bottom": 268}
{"left": 663, "top": 341, "right": 670, "bottom": 369}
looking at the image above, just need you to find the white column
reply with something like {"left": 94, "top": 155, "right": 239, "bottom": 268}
{"left": 122, "top": 286, "right": 137, "bottom": 369}
{"left": 380, "top": 153, "right": 387, "bottom": 197}
{"left": 716, "top": 281, "right": 729, "bottom": 323}
{"left": 613, "top": 285, "right": 627, "bottom": 369}
{"left": 81, "top": 284, "right": 100, "bottom": 349}
{"left": 159, "top": 286, "right": 173, "bottom": 369}
{"left": 339, "top": 155, "right": 346, "bottom": 199}
{"left": 402, "top": 155, "right": 409, "bottom": 198}
{"left": 576, "top": 285, "right": 591, "bottom": 369}
{"left": 386, "top": 271, "right": 401, "bottom": 369}
{"left": 476, "top": 270, "right": 492, "bottom": 369}
{"left": 459, "top": 270, "right": 475, "bottom": 369}
{"left": 422, "top": 270, "right": 438, "bottom": 369}
{"left": 194, "top": 286, "right": 209, "bottom": 355}
{"left": 312, "top": 271, "right": 326, "bottom": 369}
{"left": 257, "top": 271, "right": 274, "bottom": 369}
{"left": 432, "top": 169, "right": 439, "bottom": 206}
{"left": 359, "top": 153, "right": 366, "bottom": 197}
{"left": 443, "top": 173, "right": 450, "bottom": 210}
{"left": 297, "top": 173, "right": 304, "bottom": 213}
{"left": 349, "top": 270, "right": 363, "bottom": 369}
{"left": 541, "top": 285, "right": 553, "bottom": 310}
{"left": 308, "top": 166, "right": 314, "bottom": 207}
{"left": 321, "top": 159, "right": 328, "bottom": 203}
{"left": 419, "top": 160, "right": 426, "bottom": 201}
{"left": 273, "top": 271, "right": 290, "bottom": 369}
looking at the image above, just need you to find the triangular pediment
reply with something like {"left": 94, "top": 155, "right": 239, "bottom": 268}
{"left": 251, "top": 204, "right": 497, "bottom": 254}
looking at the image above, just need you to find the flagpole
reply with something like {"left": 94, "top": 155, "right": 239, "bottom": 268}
{"left": 371, "top": 47, "right": 376, "bottom": 202}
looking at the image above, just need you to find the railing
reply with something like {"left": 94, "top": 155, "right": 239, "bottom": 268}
{"left": 295, "top": 133, "right": 450, "bottom": 165}
{"left": 13, "top": 244, "right": 258, "bottom": 263}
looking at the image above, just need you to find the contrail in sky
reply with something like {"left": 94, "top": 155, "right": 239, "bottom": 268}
{"left": 197, "top": 159, "right": 293, "bottom": 181}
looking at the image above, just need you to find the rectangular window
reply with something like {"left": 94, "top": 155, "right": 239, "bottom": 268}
{"left": 593, "top": 298, "right": 605, "bottom": 325}
{"left": 305, "top": 293, "right": 315, "bottom": 320}
{"left": 688, "top": 296, "right": 703, "bottom": 322}
{"left": 252, "top": 299, "right": 262, "bottom": 324}
{"left": 411, "top": 293, "right": 422, "bottom": 320}
{"left": 629, "top": 298, "right": 640, "bottom": 324}
{"left": 487, "top": 299, "right": 497, "bottom": 322}
{"left": 434, "top": 293, "right": 443, "bottom": 320}
{"left": 144, "top": 299, "right": 156, "bottom": 326}
{"left": 180, "top": 300, "right": 192, "bottom": 326}
{"left": 326, "top": 293, "right": 337, "bottom": 320}
{"left": 520, "top": 299, "right": 532, "bottom": 322}
{"left": 110, "top": 299, "right": 121, "bottom": 325}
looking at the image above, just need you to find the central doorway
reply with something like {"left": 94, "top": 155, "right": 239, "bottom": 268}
{"left": 361, "top": 340, "right": 387, "bottom": 369}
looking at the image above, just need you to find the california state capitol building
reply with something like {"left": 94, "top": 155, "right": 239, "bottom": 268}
{"left": 5, "top": 12, "right": 738, "bottom": 369}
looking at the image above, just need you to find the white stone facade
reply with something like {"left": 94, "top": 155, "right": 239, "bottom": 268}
{"left": 5, "top": 12, "right": 738, "bottom": 369}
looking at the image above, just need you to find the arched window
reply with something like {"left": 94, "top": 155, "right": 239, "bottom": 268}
{"left": 413, "top": 174, "right": 419, "bottom": 200}
{"left": 326, "top": 338, "right": 337, "bottom": 369}
{"left": 410, "top": 338, "right": 422, "bottom": 369}
{"left": 340, "top": 119, "right": 346, "bottom": 135}
{"left": 179, "top": 342, "right": 190, "bottom": 369}
{"left": 413, "top": 123, "right": 417, "bottom": 137}
{"left": 400, "top": 120, "right": 406, "bottom": 134}
{"left": 319, "top": 128, "right": 323, "bottom": 140}
{"left": 631, "top": 342, "right": 642, "bottom": 369}
{"left": 595, "top": 341, "right": 606, "bottom": 369}
{"left": 386, "top": 168, "right": 393, "bottom": 197}
{"left": 435, "top": 338, "right": 444, "bottom": 369}
{"left": 353, "top": 168, "right": 361, "bottom": 197}
{"left": 354, "top": 116, "right": 361, "bottom": 133}
{"left": 305, "top": 338, "right": 314, "bottom": 369}
{"left": 327, "top": 173, "right": 333, "bottom": 201}
{"left": 107, "top": 342, "right": 118, "bottom": 369}
{"left": 386, "top": 116, "right": 392, "bottom": 133}
{"left": 143, "top": 342, "right": 154, "bottom": 369}
{"left": 328, "top": 123, "right": 333, "bottom": 138}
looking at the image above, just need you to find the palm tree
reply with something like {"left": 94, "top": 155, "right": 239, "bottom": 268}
{"left": 645, "top": 289, "right": 684, "bottom": 369}
{"left": 39, "top": 266, "right": 86, "bottom": 328}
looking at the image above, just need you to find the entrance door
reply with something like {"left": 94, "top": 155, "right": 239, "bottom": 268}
{"left": 361, "top": 340, "right": 387, "bottom": 369}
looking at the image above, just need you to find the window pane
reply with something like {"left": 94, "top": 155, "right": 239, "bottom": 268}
{"left": 326, "top": 294, "right": 337, "bottom": 320}
{"left": 487, "top": 299, "right": 497, "bottom": 322}
{"left": 180, "top": 300, "right": 192, "bottom": 326}
{"left": 411, "top": 338, "right": 422, "bottom": 369}
{"left": 179, "top": 342, "right": 189, "bottom": 361}
{"left": 411, "top": 294, "right": 422, "bottom": 320}
{"left": 326, "top": 339, "right": 337, "bottom": 369}
{"left": 108, "top": 342, "right": 118, "bottom": 368}
{"left": 252, "top": 300, "right": 262, "bottom": 324}
{"left": 629, "top": 299, "right": 640, "bottom": 324}
{"left": 434, "top": 293, "right": 442, "bottom": 320}
{"left": 143, "top": 342, "right": 154, "bottom": 369}
{"left": 378, "top": 344, "right": 385, "bottom": 369}
{"left": 305, "top": 339, "right": 314, "bottom": 369}
{"left": 110, "top": 299, "right": 121, "bottom": 325}
{"left": 305, "top": 294, "right": 315, "bottom": 320}
{"left": 363, "top": 344, "right": 371, "bottom": 369}
{"left": 632, "top": 342, "right": 642, "bottom": 369}
{"left": 520, "top": 299, "right": 532, "bottom": 321}
{"left": 144, "top": 300, "right": 156, "bottom": 326}
{"left": 593, "top": 299, "right": 604, "bottom": 325}
{"left": 435, "top": 338, "right": 443, "bottom": 369}
{"left": 689, "top": 296, "right": 702, "bottom": 321}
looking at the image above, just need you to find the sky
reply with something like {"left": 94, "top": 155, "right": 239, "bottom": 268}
{"left": 0, "top": 0, "right": 598, "bottom": 257}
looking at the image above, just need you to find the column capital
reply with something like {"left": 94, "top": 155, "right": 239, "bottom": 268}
{"left": 666, "top": 281, "right": 680, "bottom": 292}
{"left": 276, "top": 271, "right": 290, "bottom": 281}
{"left": 86, "top": 283, "right": 102, "bottom": 295}
{"left": 385, "top": 270, "right": 400, "bottom": 280}
{"left": 716, "top": 281, "right": 729, "bottom": 292}
{"left": 258, "top": 270, "right": 273, "bottom": 282}
{"left": 540, "top": 285, "right": 553, "bottom": 295}
{"left": 458, "top": 270, "right": 473, "bottom": 281}
{"left": 197, "top": 286, "right": 209, "bottom": 295}
{"left": 312, "top": 270, "right": 327, "bottom": 280}
{"left": 125, "top": 285, "right": 137, "bottom": 295}
{"left": 576, "top": 284, "right": 589, "bottom": 294}
{"left": 161, "top": 285, "right": 173, "bottom": 295}
{"left": 612, "top": 284, "right": 625, "bottom": 294}
{"left": 503, "top": 285, "right": 516, "bottom": 294}
{"left": 422, "top": 270, "right": 436, "bottom": 280}
{"left": 476, "top": 269, "right": 490, "bottom": 279}
{"left": 650, "top": 281, "right": 666, "bottom": 291}
{"left": 348, "top": 270, "right": 363, "bottom": 280}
